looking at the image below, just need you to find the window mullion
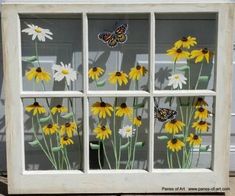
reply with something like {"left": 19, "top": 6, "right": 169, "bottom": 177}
{"left": 148, "top": 12, "right": 155, "bottom": 172}
{"left": 82, "top": 12, "right": 89, "bottom": 173}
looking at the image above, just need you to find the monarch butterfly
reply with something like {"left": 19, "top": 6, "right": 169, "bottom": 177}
{"left": 98, "top": 24, "right": 128, "bottom": 48}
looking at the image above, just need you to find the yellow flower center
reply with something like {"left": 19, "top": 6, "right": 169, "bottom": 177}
{"left": 176, "top": 48, "right": 182, "bottom": 53}
{"left": 126, "top": 127, "right": 132, "bottom": 132}
{"left": 181, "top": 37, "right": 188, "bottom": 42}
{"left": 120, "top": 103, "right": 127, "bottom": 108}
{"left": 100, "top": 102, "right": 106, "bottom": 107}
{"left": 174, "top": 75, "right": 180, "bottom": 80}
{"left": 171, "top": 138, "right": 178, "bottom": 144}
{"left": 115, "top": 72, "right": 122, "bottom": 77}
{"left": 202, "top": 48, "right": 208, "bottom": 54}
{"left": 193, "top": 135, "right": 199, "bottom": 140}
{"left": 65, "top": 122, "right": 71, "bottom": 127}
{"left": 34, "top": 27, "right": 42, "bottom": 33}
{"left": 36, "top": 67, "right": 42, "bottom": 73}
{"left": 62, "top": 69, "right": 69, "bottom": 75}
{"left": 47, "top": 124, "right": 53, "bottom": 128}
{"left": 92, "top": 67, "right": 98, "bottom": 72}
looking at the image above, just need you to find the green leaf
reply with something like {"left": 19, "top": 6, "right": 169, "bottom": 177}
{"left": 176, "top": 65, "right": 190, "bottom": 71}
{"left": 120, "top": 142, "right": 130, "bottom": 150}
{"left": 134, "top": 101, "right": 145, "bottom": 109}
{"left": 174, "top": 134, "right": 184, "bottom": 139}
{"left": 28, "top": 139, "right": 40, "bottom": 147}
{"left": 198, "top": 76, "right": 209, "bottom": 82}
{"left": 39, "top": 115, "right": 51, "bottom": 123}
{"left": 96, "top": 79, "right": 106, "bottom": 87}
{"left": 90, "top": 143, "right": 100, "bottom": 150}
{"left": 23, "top": 56, "right": 38, "bottom": 63}
{"left": 61, "top": 112, "right": 74, "bottom": 119}
{"left": 157, "top": 135, "right": 169, "bottom": 140}
{"left": 52, "top": 146, "right": 62, "bottom": 152}
{"left": 135, "top": 142, "right": 145, "bottom": 148}
{"left": 199, "top": 145, "right": 210, "bottom": 152}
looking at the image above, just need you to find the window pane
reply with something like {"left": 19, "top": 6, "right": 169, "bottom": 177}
{"left": 21, "top": 15, "right": 83, "bottom": 91}
{"left": 88, "top": 14, "right": 149, "bottom": 91}
{"left": 154, "top": 96, "right": 214, "bottom": 169}
{"left": 155, "top": 14, "right": 217, "bottom": 91}
{"left": 89, "top": 97, "right": 149, "bottom": 169}
{"left": 23, "top": 97, "right": 83, "bottom": 170}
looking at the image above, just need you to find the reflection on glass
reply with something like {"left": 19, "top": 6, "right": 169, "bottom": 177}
{"left": 21, "top": 15, "right": 83, "bottom": 91}
{"left": 88, "top": 14, "right": 149, "bottom": 91}
{"left": 154, "top": 96, "right": 214, "bottom": 169}
{"left": 23, "top": 98, "right": 83, "bottom": 170}
{"left": 89, "top": 97, "right": 149, "bottom": 169}
{"left": 155, "top": 14, "right": 217, "bottom": 90}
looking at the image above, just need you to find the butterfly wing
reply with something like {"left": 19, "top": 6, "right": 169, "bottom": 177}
{"left": 115, "top": 24, "right": 128, "bottom": 43}
{"left": 154, "top": 107, "right": 177, "bottom": 122}
{"left": 98, "top": 32, "right": 113, "bottom": 43}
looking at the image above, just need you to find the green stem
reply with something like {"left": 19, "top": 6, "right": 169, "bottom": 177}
{"left": 176, "top": 152, "right": 182, "bottom": 168}
{"left": 125, "top": 138, "right": 131, "bottom": 169}
{"left": 112, "top": 97, "right": 118, "bottom": 168}
{"left": 98, "top": 141, "right": 102, "bottom": 169}
{"left": 166, "top": 149, "right": 171, "bottom": 168}
{"left": 64, "top": 147, "right": 71, "bottom": 169}
{"left": 195, "top": 62, "right": 204, "bottom": 89}
{"left": 118, "top": 138, "right": 122, "bottom": 169}
{"left": 102, "top": 141, "right": 111, "bottom": 169}
{"left": 170, "top": 152, "right": 173, "bottom": 168}
{"left": 131, "top": 127, "right": 139, "bottom": 169}
{"left": 196, "top": 131, "right": 202, "bottom": 167}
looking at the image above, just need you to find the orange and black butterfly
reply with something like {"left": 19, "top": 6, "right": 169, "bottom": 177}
{"left": 98, "top": 24, "right": 128, "bottom": 48}
{"left": 154, "top": 104, "right": 177, "bottom": 122}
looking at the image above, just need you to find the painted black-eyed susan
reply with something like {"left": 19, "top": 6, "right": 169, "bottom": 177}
{"left": 190, "top": 48, "right": 211, "bottom": 63}
{"left": 194, "top": 107, "right": 210, "bottom": 120}
{"left": 129, "top": 65, "right": 148, "bottom": 80}
{"left": 108, "top": 71, "right": 128, "bottom": 86}
{"left": 88, "top": 66, "right": 104, "bottom": 80}
{"left": 26, "top": 67, "right": 51, "bottom": 82}
{"left": 94, "top": 124, "right": 112, "bottom": 140}
{"left": 174, "top": 36, "right": 197, "bottom": 49}
{"left": 43, "top": 123, "right": 59, "bottom": 135}
{"left": 116, "top": 103, "right": 133, "bottom": 117}
{"left": 60, "top": 136, "right": 74, "bottom": 147}
{"left": 194, "top": 97, "right": 208, "bottom": 108}
{"left": 91, "top": 101, "right": 113, "bottom": 119}
{"left": 186, "top": 133, "right": 202, "bottom": 146}
{"left": 164, "top": 119, "right": 185, "bottom": 134}
{"left": 25, "top": 101, "right": 46, "bottom": 116}
{"left": 167, "top": 138, "right": 185, "bottom": 152}
{"left": 60, "top": 121, "right": 77, "bottom": 138}
{"left": 133, "top": 116, "right": 142, "bottom": 127}
{"left": 166, "top": 47, "right": 190, "bottom": 62}
{"left": 192, "top": 121, "right": 210, "bottom": 132}
{"left": 51, "top": 104, "right": 68, "bottom": 115}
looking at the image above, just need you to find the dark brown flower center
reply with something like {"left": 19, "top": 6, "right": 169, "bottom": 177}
{"left": 170, "top": 119, "right": 177, "bottom": 124}
{"left": 202, "top": 48, "right": 208, "bottom": 54}
{"left": 65, "top": 122, "right": 71, "bottom": 127}
{"left": 136, "top": 65, "right": 141, "bottom": 70}
{"left": 63, "top": 136, "right": 68, "bottom": 141}
{"left": 100, "top": 102, "right": 106, "bottom": 107}
{"left": 33, "top": 102, "right": 40, "bottom": 107}
{"left": 36, "top": 67, "right": 42, "bottom": 73}
{"left": 115, "top": 72, "right": 121, "bottom": 76}
{"left": 176, "top": 48, "right": 182, "bottom": 53}
{"left": 120, "top": 103, "right": 127, "bottom": 108}
{"left": 193, "top": 135, "right": 199, "bottom": 140}
{"left": 137, "top": 116, "right": 142, "bottom": 121}
{"left": 47, "top": 124, "right": 53, "bottom": 128}
{"left": 199, "top": 121, "right": 206, "bottom": 125}
{"left": 198, "top": 107, "right": 205, "bottom": 112}
{"left": 101, "top": 126, "right": 106, "bottom": 131}
{"left": 92, "top": 67, "right": 97, "bottom": 72}
{"left": 181, "top": 37, "right": 188, "bottom": 42}
{"left": 171, "top": 138, "right": 178, "bottom": 144}
{"left": 197, "top": 97, "right": 203, "bottom": 102}
{"left": 56, "top": 104, "right": 62, "bottom": 108}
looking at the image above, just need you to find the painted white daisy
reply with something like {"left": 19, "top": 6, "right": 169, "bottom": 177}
{"left": 168, "top": 73, "right": 187, "bottom": 89}
{"left": 52, "top": 62, "right": 77, "bottom": 86}
{"left": 22, "top": 24, "right": 53, "bottom": 42}
{"left": 118, "top": 125, "right": 136, "bottom": 138}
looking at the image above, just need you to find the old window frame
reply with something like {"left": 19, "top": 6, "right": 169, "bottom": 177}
{"left": 2, "top": 2, "right": 234, "bottom": 194}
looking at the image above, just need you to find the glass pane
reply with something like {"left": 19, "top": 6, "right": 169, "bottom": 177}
{"left": 88, "top": 14, "right": 149, "bottom": 91}
{"left": 21, "top": 15, "right": 83, "bottom": 91}
{"left": 89, "top": 97, "right": 149, "bottom": 169}
{"left": 154, "top": 96, "right": 214, "bottom": 169}
{"left": 155, "top": 14, "right": 217, "bottom": 90}
{"left": 23, "top": 97, "right": 83, "bottom": 170}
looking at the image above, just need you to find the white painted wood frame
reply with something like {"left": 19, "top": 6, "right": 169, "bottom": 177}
{"left": 2, "top": 2, "right": 234, "bottom": 194}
